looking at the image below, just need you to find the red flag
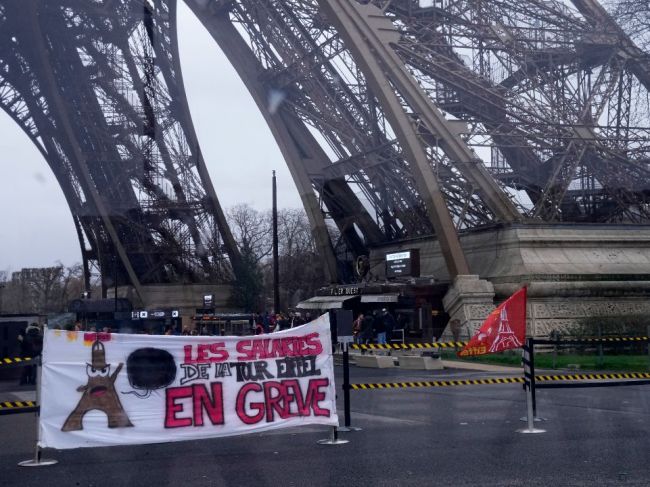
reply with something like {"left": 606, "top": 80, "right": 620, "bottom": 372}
{"left": 457, "top": 287, "right": 527, "bottom": 357}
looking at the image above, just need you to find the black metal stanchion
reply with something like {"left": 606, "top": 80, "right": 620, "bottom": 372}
{"left": 517, "top": 339, "right": 545, "bottom": 434}
{"left": 317, "top": 338, "right": 350, "bottom": 445}
{"left": 646, "top": 325, "right": 650, "bottom": 370}
{"left": 338, "top": 342, "right": 361, "bottom": 433}
{"left": 317, "top": 425, "right": 349, "bottom": 445}
{"left": 530, "top": 338, "right": 537, "bottom": 416}
{"left": 520, "top": 338, "right": 544, "bottom": 423}
{"left": 18, "top": 356, "right": 57, "bottom": 467}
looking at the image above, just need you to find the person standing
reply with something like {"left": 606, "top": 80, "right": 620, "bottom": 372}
{"left": 361, "top": 313, "right": 375, "bottom": 345}
{"left": 18, "top": 323, "right": 42, "bottom": 385}
{"left": 262, "top": 311, "right": 271, "bottom": 334}
{"left": 382, "top": 308, "right": 397, "bottom": 343}
{"left": 277, "top": 313, "right": 289, "bottom": 331}
{"left": 353, "top": 313, "right": 364, "bottom": 344}
{"left": 291, "top": 312, "right": 305, "bottom": 328}
{"left": 373, "top": 310, "right": 387, "bottom": 345}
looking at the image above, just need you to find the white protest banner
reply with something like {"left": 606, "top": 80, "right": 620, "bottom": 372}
{"left": 39, "top": 314, "right": 338, "bottom": 449}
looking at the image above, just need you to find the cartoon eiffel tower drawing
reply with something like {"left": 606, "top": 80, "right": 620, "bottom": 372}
{"left": 489, "top": 307, "right": 522, "bottom": 353}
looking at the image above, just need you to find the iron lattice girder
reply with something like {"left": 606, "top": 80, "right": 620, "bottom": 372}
{"left": 2, "top": 0, "right": 650, "bottom": 288}
{"left": 383, "top": 0, "right": 650, "bottom": 222}
{"left": 191, "top": 0, "right": 508, "bottom": 240}
{"left": 185, "top": 0, "right": 650, "bottom": 279}
{"left": 0, "top": 0, "right": 239, "bottom": 293}
{"left": 186, "top": 0, "right": 430, "bottom": 248}
{"left": 246, "top": 0, "right": 647, "bottom": 228}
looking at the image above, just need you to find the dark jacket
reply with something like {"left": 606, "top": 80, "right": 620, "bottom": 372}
{"left": 373, "top": 314, "right": 386, "bottom": 334}
{"left": 361, "top": 315, "right": 374, "bottom": 340}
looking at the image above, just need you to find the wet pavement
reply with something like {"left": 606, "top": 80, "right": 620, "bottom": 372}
{"left": 1, "top": 364, "right": 649, "bottom": 486}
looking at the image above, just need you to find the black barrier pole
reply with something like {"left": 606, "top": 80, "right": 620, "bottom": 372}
{"left": 521, "top": 338, "right": 542, "bottom": 422}
{"left": 529, "top": 337, "right": 537, "bottom": 418}
{"left": 597, "top": 324, "right": 604, "bottom": 368}
{"left": 647, "top": 326, "right": 650, "bottom": 371}
{"left": 317, "top": 425, "right": 349, "bottom": 445}
{"left": 316, "top": 339, "right": 349, "bottom": 445}
{"left": 343, "top": 343, "right": 351, "bottom": 427}
{"left": 18, "top": 356, "right": 57, "bottom": 467}
{"left": 339, "top": 342, "right": 361, "bottom": 432}
{"left": 517, "top": 340, "right": 545, "bottom": 434}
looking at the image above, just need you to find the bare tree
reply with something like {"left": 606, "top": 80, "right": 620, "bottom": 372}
{"left": 265, "top": 208, "right": 328, "bottom": 309}
{"left": 225, "top": 204, "right": 272, "bottom": 311}
{"left": 226, "top": 203, "right": 272, "bottom": 263}
{"left": 1, "top": 264, "right": 86, "bottom": 314}
{"left": 224, "top": 204, "right": 330, "bottom": 311}
{"left": 607, "top": 0, "right": 650, "bottom": 49}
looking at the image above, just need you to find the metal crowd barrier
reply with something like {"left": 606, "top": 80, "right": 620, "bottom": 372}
{"left": 1, "top": 356, "right": 34, "bottom": 368}
{"left": 0, "top": 356, "right": 39, "bottom": 416}
{"left": 341, "top": 336, "right": 650, "bottom": 434}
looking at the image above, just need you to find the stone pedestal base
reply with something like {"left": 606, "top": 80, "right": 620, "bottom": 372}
{"left": 441, "top": 275, "right": 495, "bottom": 341}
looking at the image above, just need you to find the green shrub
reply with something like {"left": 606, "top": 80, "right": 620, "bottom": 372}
{"left": 570, "top": 315, "right": 650, "bottom": 337}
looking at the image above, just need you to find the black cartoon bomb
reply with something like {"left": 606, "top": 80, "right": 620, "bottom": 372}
{"left": 124, "top": 348, "right": 177, "bottom": 399}
{"left": 62, "top": 339, "right": 133, "bottom": 431}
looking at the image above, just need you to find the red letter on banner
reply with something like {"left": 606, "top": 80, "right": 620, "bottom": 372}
{"left": 192, "top": 383, "right": 224, "bottom": 427}
{"left": 236, "top": 383, "right": 265, "bottom": 425}
{"left": 263, "top": 381, "right": 288, "bottom": 422}
{"left": 165, "top": 386, "right": 193, "bottom": 428}
{"left": 305, "top": 378, "right": 330, "bottom": 417}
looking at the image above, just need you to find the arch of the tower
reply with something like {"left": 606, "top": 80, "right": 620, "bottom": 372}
{"left": 185, "top": 0, "right": 650, "bottom": 284}
{"left": 0, "top": 0, "right": 240, "bottom": 304}
{"left": 2, "top": 0, "right": 650, "bottom": 308}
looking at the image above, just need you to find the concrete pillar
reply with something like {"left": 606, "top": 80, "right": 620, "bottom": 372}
{"left": 442, "top": 275, "right": 495, "bottom": 340}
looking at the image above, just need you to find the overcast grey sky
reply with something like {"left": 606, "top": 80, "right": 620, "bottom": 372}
{"left": 0, "top": 4, "right": 301, "bottom": 274}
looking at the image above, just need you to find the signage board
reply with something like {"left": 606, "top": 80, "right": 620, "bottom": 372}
{"left": 334, "top": 309, "right": 353, "bottom": 344}
{"left": 385, "top": 249, "right": 420, "bottom": 278}
{"left": 132, "top": 310, "right": 179, "bottom": 320}
{"left": 327, "top": 286, "right": 360, "bottom": 297}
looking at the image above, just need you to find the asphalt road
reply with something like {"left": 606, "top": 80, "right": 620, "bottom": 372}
{"left": 2, "top": 365, "right": 650, "bottom": 486}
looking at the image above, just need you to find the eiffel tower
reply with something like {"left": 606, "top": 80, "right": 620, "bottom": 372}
{"left": 1, "top": 0, "right": 649, "bottom": 323}
{"left": 489, "top": 308, "right": 523, "bottom": 353}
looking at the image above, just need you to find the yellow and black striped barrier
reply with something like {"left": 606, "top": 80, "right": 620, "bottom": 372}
{"left": 351, "top": 341, "right": 467, "bottom": 350}
{"left": 534, "top": 337, "right": 649, "bottom": 345}
{"left": 536, "top": 372, "right": 650, "bottom": 381}
{"left": 349, "top": 336, "right": 649, "bottom": 351}
{"left": 0, "top": 400, "right": 38, "bottom": 415}
{"left": 351, "top": 372, "right": 650, "bottom": 391}
{"left": 1, "top": 357, "right": 34, "bottom": 368}
{"left": 351, "top": 377, "right": 524, "bottom": 390}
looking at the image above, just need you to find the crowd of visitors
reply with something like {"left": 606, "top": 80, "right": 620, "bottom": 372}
{"left": 250, "top": 310, "right": 312, "bottom": 335}
{"left": 352, "top": 308, "right": 401, "bottom": 345}
{"left": 16, "top": 309, "right": 404, "bottom": 369}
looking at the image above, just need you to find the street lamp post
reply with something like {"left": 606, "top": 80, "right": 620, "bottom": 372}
{"left": 272, "top": 170, "right": 280, "bottom": 314}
